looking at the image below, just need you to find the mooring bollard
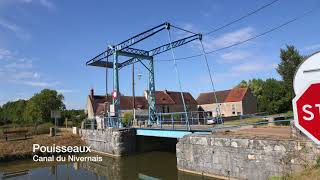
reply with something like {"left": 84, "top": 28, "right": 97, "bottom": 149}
{"left": 50, "top": 127, "right": 55, "bottom": 137}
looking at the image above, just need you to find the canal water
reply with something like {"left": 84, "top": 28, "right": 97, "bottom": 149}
{"left": 0, "top": 152, "right": 218, "bottom": 180}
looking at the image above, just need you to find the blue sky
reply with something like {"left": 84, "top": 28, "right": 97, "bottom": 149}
{"left": 0, "top": 0, "right": 319, "bottom": 109}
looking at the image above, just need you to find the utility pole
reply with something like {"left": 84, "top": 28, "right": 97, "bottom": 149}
{"left": 106, "top": 56, "right": 108, "bottom": 96}
{"left": 132, "top": 63, "right": 136, "bottom": 121}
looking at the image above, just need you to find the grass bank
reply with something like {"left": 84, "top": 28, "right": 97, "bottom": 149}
{"left": 0, "top": 131, "right": 85, "bottom": 162}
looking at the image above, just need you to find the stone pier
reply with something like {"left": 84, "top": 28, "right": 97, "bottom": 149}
{"left": 176, "top": 134, "right": 320, "bottom": 180}
{"left": 80, "top": 128, "right": 136, "bottom": 156}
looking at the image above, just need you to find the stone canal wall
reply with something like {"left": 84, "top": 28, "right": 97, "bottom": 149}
{"left": 80, "top": 128, "right": 136, "bottom": 156}
{"left": 176, "top": 134, "right": 320, "bottom": 180}
{"left": 80, "top": 128, "right": 177, "bottom": 155}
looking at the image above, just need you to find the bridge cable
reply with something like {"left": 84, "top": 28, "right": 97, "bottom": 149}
{"left": 158, "top": 7, "right": 317, "bottom": 62}
{"left": 167, "top": 28, "right": 190, "bottom": 130}
{"left": 205, "top": 0, "right": 280, "bottom": 35}
{"left": 199, "top": 39, "right": 223, "bottom": 124}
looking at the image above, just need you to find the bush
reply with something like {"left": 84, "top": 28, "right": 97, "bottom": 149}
{"left": 315, "top": 156, "right": 320, "bottom": 169}
{"left": 173, "top": 113, "right": 181, "bottom": 121}
{"left": 33, "top": 122, "right": 53, "bottom": 135}
{"left": 123, "top": 112, "right": 133, "bottom": 126}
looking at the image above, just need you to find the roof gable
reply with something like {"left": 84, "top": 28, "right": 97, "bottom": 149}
{"left": 155, "top": 91, "right": 197, "bottom": 105}
{"left": 197, "top": 88, "right": 248, "bottom": 104}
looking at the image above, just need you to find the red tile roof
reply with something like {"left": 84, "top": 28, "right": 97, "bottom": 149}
{"left": 196, "top": 88, "right": 248, "bottom": 105}
{"left": 90, "top": 95, "right": 148, "bottom": 115}
{"left": 155, "top": 90, "right": 197, "bottom": 105}
{"left": 89, "top": 90, "right": 198, "bottom": 115}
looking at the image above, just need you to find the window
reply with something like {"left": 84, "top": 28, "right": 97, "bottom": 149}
{"left": 162, "top": 106, "right": 165, "bottom": 113}
{"left": 167, "top": 106, "right": 170, "bottom": 113}
{"left": 232, "top": 104, "right": 236, "bottom": 115}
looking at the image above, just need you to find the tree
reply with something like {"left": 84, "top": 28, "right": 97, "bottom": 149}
{"left": 259, "top": 79, "right": 291, "bottom": 114}
{"left": 0, "top": 100, "right": 27, "bottom": 124}
{"left": 24, "top": 89, "right": 65, "bottom": 123}
{"left": 277, "top": 45, "right": 304, "bottom": 100}
{"left": 0, "top": 106, "right": 3, "bottom": 125}
{"left": 236, "top": 78, "right": 291, "bottom": 114}
{"left": 62, "top": 109, "right": 86, "bottom": 127}
{"left": 236, "top": 79, "right": 265, "bottom": 111}
{"left": 123, "top": 112, "right": 133, "bottom": 126}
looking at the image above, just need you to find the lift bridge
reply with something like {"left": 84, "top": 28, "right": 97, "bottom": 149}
{"left": 86, "top": 22, "right": 221, "bottom": 138}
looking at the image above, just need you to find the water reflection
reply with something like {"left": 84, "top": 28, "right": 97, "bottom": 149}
{"left": 0, "top": 152, "right": 217, "bottom": 180}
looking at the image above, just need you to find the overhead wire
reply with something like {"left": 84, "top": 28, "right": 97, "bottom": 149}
{"left": 205, "top": 0, "right": 280, "bottom": 35}
{"left": 158, "top": 7, "right": 317, "bottom": 62}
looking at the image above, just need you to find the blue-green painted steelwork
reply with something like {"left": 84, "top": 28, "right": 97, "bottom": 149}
{"left": 136, "top": 128, "right": 211, "bottom": 138}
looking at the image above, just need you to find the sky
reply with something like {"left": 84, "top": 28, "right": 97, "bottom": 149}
{"left": 0, "top": 0, "right": 319, "bottom": 109}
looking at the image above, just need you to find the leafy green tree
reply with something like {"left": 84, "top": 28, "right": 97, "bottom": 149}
{"left": 259, "top": 79, "right": 291, "bottom": 114}
{"left": 277, "top": 45, "right": 304, "bottom": 99}
{"left": 123, "top": 112, "right": 133, "bottom": 126}
{"left": 62, "top": 109, "right": 85, "bottom": 127}
{"left": 0, "top": 106, "right": 3, "bottom": 125}
{"left": 236, "top": 79, "right": 264, "bottom": 111}
{"left": 0, "top": 100, "right": 27, "bottom": 124}
{"left": 24, "top": 89, "right": 65, "bottom": 123}
{"left": 237, "top": 80, "right": 248, "bottom": 88}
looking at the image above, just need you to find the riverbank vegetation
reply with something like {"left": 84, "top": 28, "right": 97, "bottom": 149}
{"left": 0, "top": 131, "right": 84, "bottom": 162}
{"left": 0, "top": 89, "right": 85, "bottom": 128}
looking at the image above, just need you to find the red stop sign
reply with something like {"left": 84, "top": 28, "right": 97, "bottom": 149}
{"left": 293, "top": 83, "right": 320, "bottom": 144}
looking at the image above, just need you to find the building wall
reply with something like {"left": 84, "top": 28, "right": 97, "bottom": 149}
{"left": 86, "top": 96, "right": 95, "bottom": 119}
{"left": 156, "top": 104, "right": 198, "bottom": 113}
{"left": 200, "top": 101, "right": 243, "bottom": 117}
{"left": 242, "top": 90, "right": 258, "bottom": 115}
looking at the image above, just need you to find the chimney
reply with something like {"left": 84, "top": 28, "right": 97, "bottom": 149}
{"left": 89, "top": 88, "right": 94, "bottom": 97}
{"left": 164, "top": 89, "right": 168, "bottom": 94}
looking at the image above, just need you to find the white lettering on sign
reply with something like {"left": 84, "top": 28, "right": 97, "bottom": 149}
{"left": 302, "top": 104, "right": 320, "bottom": 121}
{"left": 316, "top": 104, "right": 320, "bottom": 115}
{"left": 303, "top": 104, "right": 314, "bottom": 121}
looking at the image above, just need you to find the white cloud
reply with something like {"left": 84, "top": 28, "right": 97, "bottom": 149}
{"left": 202, "top": 27, "right": 255, "bottom": 50}
{"left": 0, "top": 18, "right": 31, "bottom": 40}
{"left": 12, "top": 71, "right": 38, "bottom": 79}
{"left": 22, "top": 80, "right": 59, "bottom": 87}
{"left": 304, "top": 43, "right": 320, "bottom": 51}
{"left": 57, "top": 89, "right": 77, "bottom": 93}
{"left": 5, "top": 60, "right": 33, "bottom": 69}
{"left": 0, "top": 48, "right": 12, "bottom": 60}
{"left": 0, "top": 47, "right": 59, "bottom": 88}
{"left": 231, "top": 62, "right": 276, "bottom": 73}
{"left": 220, "top": 51, "right": 251, "bottom": 62}
{"left": 39, "top": 0, "right": 55, "bottom": 9}
{"left": 20, "top": 0, "right": 55, "bottom": 10}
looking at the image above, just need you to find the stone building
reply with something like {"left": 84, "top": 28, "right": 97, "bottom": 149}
{"left": 145, "top": 90, "right": 198, "bottom": 113}
{"left": 86, "top": 89, "right": 198, "bottom": 128}
{"left": 196, "top": 87, "right": 257, "bottom": 117}
{"left": 86, "top": 89, "right": 148, "bottom": 128}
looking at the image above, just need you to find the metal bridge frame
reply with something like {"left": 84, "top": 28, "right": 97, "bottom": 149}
{"left": 86, "top": 22, "right": 202, "bottom": 127}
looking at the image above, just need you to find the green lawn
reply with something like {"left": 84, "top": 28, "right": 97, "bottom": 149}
{"left": 223, "top": 117, "right": 264, "bottom": 126}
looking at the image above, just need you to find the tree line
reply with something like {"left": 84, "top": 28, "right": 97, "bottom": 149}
{"left": 236, "top": 45, "right": 305, "bottom": 114}
{"left": 0, "top": 89, "right": 85, "bottom": 126}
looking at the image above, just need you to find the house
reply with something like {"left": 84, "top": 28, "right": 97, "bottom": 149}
{"left": 144, "top": 90, "right": 198, "bottom": 113}
{"left": 86, "top": 89, "right": 148, "bottom": 128}
{"left": 196, "top": 88, "right": 257, "bottom": 117}
{"left": 86, "top": 89, "right": 198, "bottom": 128}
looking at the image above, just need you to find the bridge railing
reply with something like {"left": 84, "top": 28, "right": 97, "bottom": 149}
{"left": 155, "top": 111, "right": 215, "bottom": 130}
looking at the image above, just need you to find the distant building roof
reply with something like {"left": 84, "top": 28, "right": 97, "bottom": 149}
{"left": 89, "top": 93, "right": 148, "bottom": 116}
{"left": 154, "top": 90, "right": 198, "bottom": 105}
{"left": 88, "top": 89, "right": 198, "bottom": 116}
{"left": 196, "top": 88, "right": 248, "bottom": 105}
